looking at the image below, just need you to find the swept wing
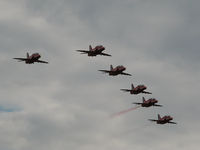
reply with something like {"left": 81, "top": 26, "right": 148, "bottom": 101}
{"left": 120, "top": 72, "right": 132, "bottom": 76}
{"left": 13, "top": 58, "right": 28, "bottom": 61}
{"left": 142, "top": 91, "right": 152, "bottom": 94}
{"left": 120, "top": 89, "right": 131, "bottom": 92}
{"left": 35, "top": 60, "right": 48, "bottom": 64}
{"left": 100, "top": 53, "right": 112, "bottom": 57}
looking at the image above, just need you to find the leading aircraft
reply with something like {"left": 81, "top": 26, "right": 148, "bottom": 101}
{"left": 76, "top": 45, "right": 111, "bottom": 57}
{"left": 121, "top": 84, "right": 152, "bottom": 94}
{"left": 13, "top": 52, "right": 48, "bottom": 64}
{"left": 133, "top": 97, "right": 162, "bottom": 107}
{"left": 99, "top": 65, "right": 132, "bottom": 76}
{"left": 149, "top": 114, "right": 177, "bottom": 124}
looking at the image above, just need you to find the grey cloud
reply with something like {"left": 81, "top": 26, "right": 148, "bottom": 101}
{"left": 0, "top": 0, "right": 200, "bottom": 150}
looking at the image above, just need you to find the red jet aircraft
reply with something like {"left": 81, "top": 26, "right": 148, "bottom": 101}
{"left": 99, "top": 65, "right": 132, "bottom": 76}
{"left": 13, "top": 53, "right": 48, "bottom": 64}
{"left": 76, "top": 45, "right": 111, "bottom": 57}
{"left": 121, "top": 84, "right": 152, "bottom": 94}
{"left": 133, "top": 97, "right": 162, "bottom": 107}
{"left": 149, "top": 114, "right": 177, "bottom": 124}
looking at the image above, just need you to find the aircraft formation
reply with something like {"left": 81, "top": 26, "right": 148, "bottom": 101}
{"left": 76, "top": 44, "right": 177, "bottom": 125}
{"left": 13, "top": 44, "right": 177, "bottom": 125}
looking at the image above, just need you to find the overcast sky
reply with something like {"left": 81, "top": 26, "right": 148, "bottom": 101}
{"left": 0, "top": 0, "right": 200, "bottom": 150}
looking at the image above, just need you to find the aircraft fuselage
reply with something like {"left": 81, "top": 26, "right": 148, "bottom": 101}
{"left": 88, "top": 46, "right": 105, "bottom": 56}
{"left": 109, "top": 66, "right": 126, "bottom": 76}
{"left": 130, "top": 86, "right": 147, "bottom": 94}
{"left": 157, "top": 116, "right": 173, "bottom": 124}
{"left": 26, "top": 53, "right": 41, "bottom": 64}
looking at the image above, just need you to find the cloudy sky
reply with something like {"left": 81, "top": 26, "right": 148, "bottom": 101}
{"left": 0, "top": 0, "right": 200, "bottom": 150}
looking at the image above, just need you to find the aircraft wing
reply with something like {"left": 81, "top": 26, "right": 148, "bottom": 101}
{"left": 153, "top": 104, "right": 162, "bottom": 107}
{"left": 148, "top": 119, "right": 157, "bottom": 122}
{"left": 35, "top": 60, "right": 48, "bottom": 64}
{"left": 76, "top": 50, "right": 89, "bottom": 54}
{"left": 13, "top": 58, "right": 27, "bottom": 61}
{"left": 120, "top": 72, "right": 132, "bottom": 76}
{"left": 168, "top": 121, "right": 177, "bottom": 124}
{"left": 142, "top": 91, "right": 152, "bottom": 94}
{"left": 132, "top": 102, "right": 142, "bottom": 105}
{"left": 98, "top": 70, "right": 110, "bottom": 73}
{"left": 120, "top": 89, "right": 131, "bottom": 92}
{"left": 100, "top": 53, "right": 112, "bottom": 57}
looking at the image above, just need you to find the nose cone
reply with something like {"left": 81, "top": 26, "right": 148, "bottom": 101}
{"left": 122, "top": 66, "right": 126, "bottom": 71}
{"left": 155, "top": 100, "right": 158, "bottom": 103}
{"left": 102, "top": 47, "right": 105, "bottom": 50}
{"left": 144, "top": 86, "right": 147, "bottom": 90}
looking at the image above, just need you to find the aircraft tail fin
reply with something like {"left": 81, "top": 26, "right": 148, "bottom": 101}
{"left": 142, "top": 97, "right": 145, "bottom": 102}
{"left": 158, "top": 114, "right": 161, "bottom": 120}
{"left": 27, "top": 52, "right": 29, "bottom": 58}
{"left": 89, "top": 45, "right": 92, "bottom": 51}
{"left": 131, "top": 84, "right": 134, "bottom": 90}
{"left": 110, "top": 65, "right": 113, "bottom": 70}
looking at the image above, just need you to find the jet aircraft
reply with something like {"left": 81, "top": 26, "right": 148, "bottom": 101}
{"left": 121, "top": 84, "right": 152, "bottom": 94}
{"left": 13, "top": 53, "right": 48, "bottom": 64}
{"left": 76, "top": 45, "right": 111, "bottom": 57}
{"left": 99, "top": 65, "right": 131, "bottom": 76}
{"left": 133, "top": 97, "right": 162, "bottom": 107}
{"left": 149, "top": 114, "right": 177, "bottom": 124}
